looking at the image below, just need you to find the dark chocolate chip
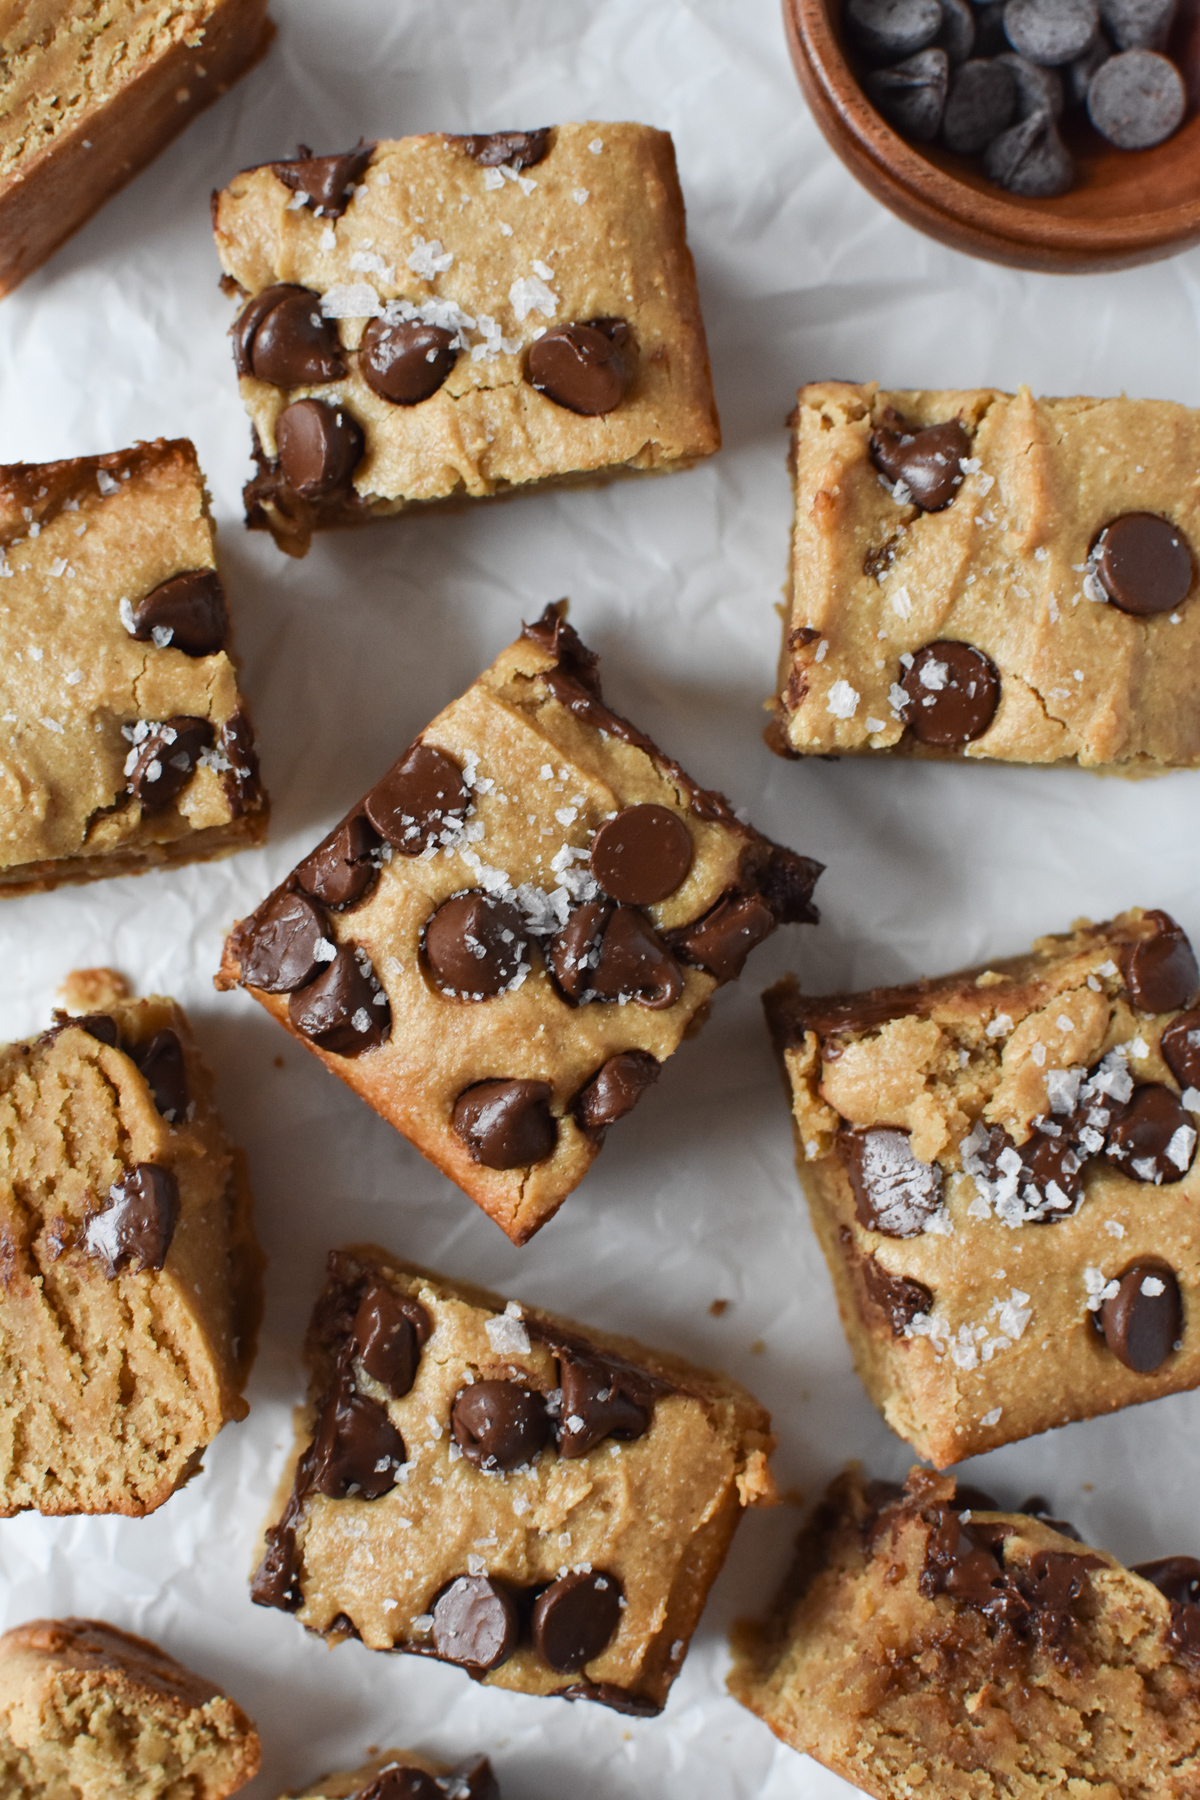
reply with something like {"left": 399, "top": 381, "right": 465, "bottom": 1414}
{"left": 452, "top": 1079, "right": 557, "bottom": 1169}
{"left": 424, "top": 892, "right": 530, "bottom": 998}
{"left": 840, "top": 1127, "right": 944, "bottom": 1237}
{"left": 870, "top": 418, "right": 970, "bottom": 510}
{"left": 590, "top": 805, "right": 693, "bottom": 905}
{"left": 528, "top": 319, "right": 632, "bottom": 416}
{"left": 276, "top": 398, "right": 364, "bottom": 498}
{"left": 356, "top": 1766, "right": 441, "bottom": 1800}
{"left": 1004, "top": 0, "right": 1099, "bottom": 62}
{"left": 531, "top": 1571, "right": 622, "bottom": 1673}
{"left": 553, "top": 1680, "right": 662, "bottom": 1715}
{"left": 667, "top": 891, "right": 776, "bottom": 984}
{"left": 954, "top": 1484, "right": 1002, "bottom": 1512}
{"left": 232, "top": 283, "right": 303, "bottom": 375}
{"left": 557, "top": 1346, "right": 659, "bottom": 1456}
{"left": 846, "top": 0, "right": 943, "bottom": 59}
{"left": 250, "top": 1523, "right": 302, "bottom": 1611}
{"left": 451, "top": 1380, "right": 552, "bottom": 1471}
{"left": 360, "top": 318, "right": 459, "bottom": 405}
{"left": 459, "top": 128, "right": 551, "bottom": 170}
{"left": 365, "top": 743, "right": 470, "bottom": 854}
{"left": 1124, "top": 911, "right": 1199, "bottom": 1013}
{"left": 1133, "top": 1555, "right": 1200, "bottom": 1607}
{"left": 862, "top": 1256, "right": 933, "bottom": 1333}
{"left": 127, "top": 716, "right": 213, "bottom": 811}
{"left": 757, "top": 844, "right": 824, "bottom": 925}
{"left": 1020, "top": 1496, "right": 1083, "bottom": 1538}
{"left": 942, "top": 58, "right": 1016, "bottom": 151}
{"left": 442, "top": 1758, "right": 500, "bottom": 1800}
{"left": 47, "top": 1010, "right": 119, "bottom": 1049}
{"left": 1090, "top": 513, "right": 1193, "bottom": 616}
{"left": 1098, "top": 0, "right": 1174, "bottom": 49}
{"left": 310, "top": 1364, "right": 407, "bottom": 1499}
{"left": 1066, "top": 28, "right": 1112, "bottom": 100}
{"left": 589, "top": 907, "right": 684, "bottom": 1010}
{"left": 572, "top": 1051, "right": 660, "bottom": 1139}
{"left": 996, "top": 50, "right": 1066, "bottom": 115}
{"left": 982, "top": 110, "right": 1074, "bottom": 194}
{"left": 1105, "top": 1083, "right": 1195, "bottom": 1182}
{"left": 548, "top": 900, "right": 611, "bottom": 1002}
{"left": 295, "top": 814, "right": 381, "bottom": 910}
{"left": 244, "top": 287, "right": 346, "bottom": 386}
{"left": 133, "top": 1029, "right": 189, "bottom": 1123}
{"left": 866, "top": 48, "right": 950, "bottom": 140}
{"left": 1098, "top": 1260, "right": 1182, "bottom": 1371}
{"left": 1087, "top": 46, "right": 1185, "bottom": 143}
{"left": 239, "top": 891, "right": 331, "bottom": 994}
{"left": 352, "top": 1276, "right": 431, "bottom": 1398}
{"left": 1161, "top": 1011, "right": 1200, "bottom": 1091}
{"left": 973, "top": 1117, "right": 1086, "bottom": 1219}
{"left": 430, "top": 1575, "right": 520, "bottom": 1671}
{"left": 900, "top": 641, "right": 1001, "bottom": 745}
{"left": 289, "top": 943, "right": 391, "bottom": 1054}
{"left": 218, "top": 706, "right": 262, "bottom": 815}
{"left": 85, "top": 1163, "right": 180, "bottom": 1277}
{"left": 273, "top": 142, "right": 374, "bottom": 217}
{"left": 937, "top": 0, "right": 977, "bottom": 62}
{"left": 127, "top": 570, "right": 228, "bottom": 657}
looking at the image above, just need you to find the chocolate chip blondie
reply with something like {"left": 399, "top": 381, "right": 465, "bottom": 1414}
{"left": 0, "top": 974, "right": 262, "bottom": 1515}
{"left": 771, "top": 382, "right": 1200, "bottom": 772}
{"left": 0, "top": 1617, "right": 260, "bottom": 1799}
{"left": 729, "top": 1466, "right": 1200, "bottom": 1800}
{"left": 0, "top": 438, "right": 267, "bottom": 895}
{"left": 283, "top": 1749, "right": 497, "bottom": 1800}
{"left": 250, "top": 1246, "right": 776, "bottom": 1715}
{"left": 217, "top": 604, "right": 819, "bottom": 1244}
{"left": 765, "top": 907, "right": 1200, "bottom": 1466}
{"left": 0, "top": 0, "right": 273, "bottom": 298}
{"left": 211, "top": 124, "right": 720, "bottom": 555}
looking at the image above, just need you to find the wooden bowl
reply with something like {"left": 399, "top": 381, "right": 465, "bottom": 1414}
{"left": 783, "top": 0, "right": 1200, "bottom": 271}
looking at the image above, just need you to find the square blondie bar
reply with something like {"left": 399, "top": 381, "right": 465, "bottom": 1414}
{"left": 211, "top": 123, "right": 720, "bottom": 555}
{"left": 765, "top": 907, "right": 1200, "bottom": 1465}
{"left": 0, "top": 437, "right": 267, "bottom": 894}
{"left": 249, "top": 1246, "right": 776, "bottom": 1715}
{"left": 771, "top": 382, "right": 1200, "bottom": 772}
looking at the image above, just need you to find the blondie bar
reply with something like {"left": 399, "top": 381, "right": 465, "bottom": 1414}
{"left": 282, "top": 1749, "right": 497, "bottom": 1800}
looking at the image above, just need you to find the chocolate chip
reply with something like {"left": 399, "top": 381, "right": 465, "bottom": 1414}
{"left": 1133, "top": 1555, "right": 1200, "bottom": 1607}
{"left": 870, "top": 418, "right": 970, "bottom": 510}
{"left": 459, "top": 128, "right": 551, "bottom": 170}
{"left": 289, "top": 943, "right": 391, "bottom": 1054}
{"left": 127, "top": 716, "right": 213, "bottom": 811}
{"left": 1004, "top": 0, "right": 1098, "bottom": 63}
{"left": 995, "top": 50, "right": 1066, "bottom": 116}
{"left": 310, "top": 1361, "right": 407, "bottom": 1498}
{"left": 899, "top": 641, "right": 1001, "bottom": 745}
{"left": 238, "top": 285, "right": 346, "bottom": 386}
{"left": 442, "top": 1758, "right": 500, "bottom": 1800}
{"left": 365, "top": 743, "right": 469, "bottom": 853}
{"left": 356, "top": 1766, "right": 441, "bottom": 1800}
{"left": 1098, "top": 0, "right": 1175, "bottom": 49}
{"left": 430, "top": 1574, "right": 520, "bottom": 1671}
{"left": 1088, "top": 46, "right": 1185, "bottom": 143}
{"left": 1066, "top": 29, "right": 1113, "bottom": 100}
{"left": 983, "top": 109, "right": 1074, "bottom": 194}
{"left": 865, "top": 49, "right": 950, "bottom": 138}
{"left": 840, "top": 1127, "right": 944, "bottom": 1237}
{"left": 527, "top": 320, "right": 632, "bottom": 416}
{"left": 1098, "top": 1261, "right": 1182, "bottom": 1371}
{"left": 127, "top": 570, "right": 228, "bottom": 657}
{"left": 862, "top": 1256, "right": 933, "bottom": 1333}
{"left": 557, "top": 1346, "right": 659, "bottom": 1456}
{"left": 451, "top": 1380, "right": 552, "bottom": 1471}
{"left": 273, "top": 142, "right": 374, "bottom": 218}
{"left": 1020, "top": 1496, "right": 1083, "bottom": 1539}
{"left": 85, "top": 1164, "right": 180, "bottom": 1277}
{"left": 232, "top": 283, "right": 298, "bottom": 374}
{"left": 295, "top": 814, "right": 381, "bottom": 910}
{"left": 452, "top": 1079, "right": 557, "bottom": 1169}
{"left": 531, "top": 1571, "right": 622, "bottom": 1672}
{"left": 1105, "top": 1083, "right": 1195, "bottom": 1181}
{"left": 589, "top": 907, "right": 684, "bottom": 1010}
{"left": 955, "top": 1484, "right": 1002, "bottom": 1512}
{"left": 667, "top": 891, "right": 776, "bottom": 983}
{"left": 250, "top": 1524, "right": 302, "bottom": 1611}
{"left": 758, "top": 844, "right": 824, "bottom": 924}
{"left": 1161, "top": 1011, "right": 1200, "bottom": 1090}
{"left": 424, "top": 892, "right": 530, "bottom": 998}
{"left": 218, "top": 706, "right": 262, "bottom": 815}
{"left": 239, "top": 891, "right": 331, "bottom": 993}
{"left": 846, "top": 0, "right": 943, "bottom": 59}
{"left": 548, "top": 900, "right": 610, "bottom": 1002}
{"left": 974, "top": 1117, "right": 1086, "bottom": 1219}
{"left": 47, "top": 1010, "right": 119, "bottom": 1049}
{"left": 352, "top": 1276, "right": 430, "bottom": 1398}
{"left": 937, "top": 0, "right": 977, "bottom": 63}
{"left": 133, "top": 1029, "right": 189, "bottom": 1123}
{"left": 276, "top": 398, "right": 364, "bottom": 497}
{"left": 1124, "top": 911, "right": 1199, "bottom": 1012}
{"left": 360, "top": 318, "right": 458, "bottom": 405}
{"left": 942, "top": 57, "right": 1016, "bottom": 150}
{"left": 590, "top": 805, "right": 693, "bottom": 905}
{"left": 572, "top": 1051, "right": 660, "bottom": 1139}
{"left": 1090, "top": 513, "right": 1193, "bottom": 616}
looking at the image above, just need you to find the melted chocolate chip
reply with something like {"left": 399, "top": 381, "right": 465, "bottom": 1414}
{"left": 443, "top": 1758, "right": 500, "bottom": 1800}
{"left": 352, "top": 1276, "right": 431, "bottom": 1398}
{"left": 85, "top": 1164, "right": 180, "bottom": 1277}
{"left": 451, "top": 1380, "right": 552, "bottom": 1471}
{"left": 452, "top": 1079, "right": 557, "bottom": 1169}
{"left": 528, "top": 320, "right": 632, "bottom": 416}
{"left": 250, "top": 1523, "right": 301, "bottom": 1611}
{"left": 239, "top": 891, "right": 331, "bottom": 994}
{"left": 127, "top": 716, "right": 213, "bottom": 811}
{"left": 309, "top": 1357, "right": 407, "bottom": 1498}
{"left": 667, "top": 891, "right": 776, "bottom": 983}
{"left": 955, "top": 1484, "right": 1001, "bottom": 1513}
{"left": 239, "top": 285, "right": 346, "bottom": 386}
{"left": 1162, "top": 1011, "right": 1200, "bottom": 1091}
{"left": 366, "top": 744, "right": 470, "bottom": 853}
{"left": 46, "top": 1010, "right": 119, "bottom": 1049}
{"left": 289, "top": 943, "right": 391, "bottom": 1054}
{"left": 361, "top": 318, "right": 458, "bottom": 405}
{"left": 589, "top": 907, "right": 684, "bottom": 1010}
{"left": 590, "top": 804, "right": 693, "bottom": 904}
{"left": 276, "top": 398, "right": 364, "bottom": 497}
{"left": 557, "top": 1344, "right": 661, "bottom": 1456}
{"left": 921, "top": 1503, "right": 1103, "bottom": 1655}
{"left": 974, "top": 1118, "right": 1086, "bottom": 1220}
{"left": 430, "top": 1575, "right": 520, "bottom": 1671}
{"left": 870, "top": 417, "right": 970, "bottom": 510}
{"left": 459, "top": 128, "right": 551, "bottom": 169}
{"left": 1134, "top": 1555, "right": 1200, "bottom": 1607}
{"left": 424, "top": 892, "right": 530, "bottom": 998}
{"left": 899, "top": 641, "right": 1001, "bottom": 746}
{"left": 572, "top": 1051, "right": 660, "bottom": 1140}
{"left": 356, "top": 1766, "right": 441, "bottom": 1800}
{"left": 554, "top": 1681, "right": 662, "bottom": 1715}
{"left": 127, "top": 570, "right": 228, "bottom": 657}
{"left": 1099, "top": 1261, "right": 1182, "bottom": 1372}
{"left": 1018, "top": 1496, "right": 1082, "bottom": 1540}
{"left": 1091, "top": 512, "right": 1193, "bottom": 617}
{"left": 531, "top": 1571, "right": 622, "bottom": 1672}
{"left": 1124, "top": 911, "right": 1200, "bottom": 1014}
{"left": 272, "top": 142, "right": 374, "bottom": 218}
{"left": 218, "top": 706, "right": 263, "bottom": 816}
{"left": 295, "top": 814, "right": 381, "bottom": 910}
{"left": 862, "top": 1256, "right": 933, "bottom": 1333}
{"left": 1104, "top": 1083, "right": 1195, "bottom": 1182}
{"left": 840, "top": 1127, "right": 943, "bottom": 1237}
{"left": 133, "top": 1029, "right": 189, "bottom": 1123}
{"left": 758, "top": 844, "right": 824, "bottom": 925}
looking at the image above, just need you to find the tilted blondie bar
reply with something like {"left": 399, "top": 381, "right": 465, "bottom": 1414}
{"left": 0, "top": 973, "right": 263, "bottom": 1515}
{"left": 0, "top": 438, "right": 267, "bottom": 895}
{"left": 0, "top": 1616, "right": 260, "bottom": 1799}
{"left": 249, "top": 1246, "right": 776, "bottom": 1715}
{"left": 729, "top": 1466, "right": 1200, "bottom": 1800}
{"left": 764, "top": 906, "right": 1200, "bottom": 1466}
{"left": 217, "top": 604, "right": 820, "bottom": 1244}
{"left": 283, "top": 1748, "right": 498, "bottom": 1800}
{"left": 771, "top": 382, "right": 1200, "bottom": 772}
{"left": 211, "top": 123, "right": 720, "bottom": 555}
{"left": 0, "top": 0, "right": 273, "bottom": 298}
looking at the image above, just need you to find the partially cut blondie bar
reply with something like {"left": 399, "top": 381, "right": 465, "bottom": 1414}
{"left": 282, "top": 1748, "right": 497, "bottom": 1800}
{"left": 765, "top": 906, "right": 1200, "bottom": 1465}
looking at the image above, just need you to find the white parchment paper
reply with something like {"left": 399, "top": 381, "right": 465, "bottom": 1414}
{"left": 2, "top": 2, "right": 1200, "bottom": 1794}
